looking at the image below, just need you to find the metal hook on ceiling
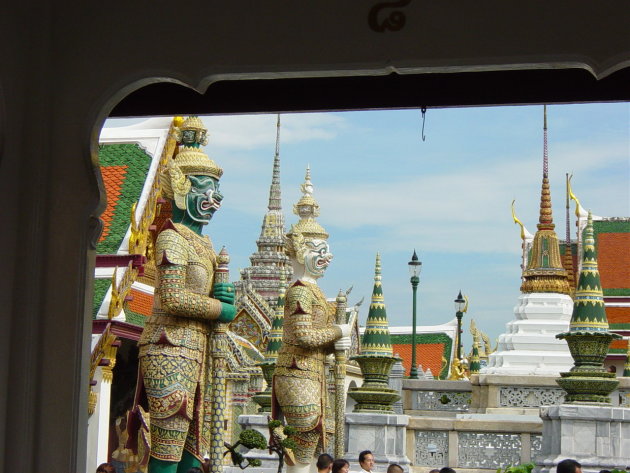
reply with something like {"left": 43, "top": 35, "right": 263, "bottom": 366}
{"left": 420, "top": 106, "right": 427, "bottom": 141}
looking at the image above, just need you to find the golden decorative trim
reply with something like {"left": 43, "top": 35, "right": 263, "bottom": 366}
{"left": 129, "top": 118, "right": 179, "bottom": 258}
{"left": 88, "top": 390, "right": 98, "bottom": 416}
{"left": 108, "top": 261, "right": 138, "bottom": 320}
{"left": 89, "top": 324, "right": 119, "bottom": 415}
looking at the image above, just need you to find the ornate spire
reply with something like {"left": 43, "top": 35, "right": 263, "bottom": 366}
{"left": 360, "top": 253, "right": 394, "bottom": 357}
{"left": 556, "top": 211, "right": 620, "bottom": 404}
{"left": 268, "top": 114, "right": 282, "bottom": 211}
{"left": 568, "top": 212, "right": 609, "bottom": 332}
{"left": 563, "top": 174, "right": 576, "bottom": 292}
{"left": 348, "top": 253, "right": 400, "bottom": 413}
{"left": 538, "top": 105, "right": 554, "bottom": 230}
{"left": 520, "top": 106, "right": 571, "bottom": 295}
{"left": 236, "top": 115, "right": 291, "bottom": 306}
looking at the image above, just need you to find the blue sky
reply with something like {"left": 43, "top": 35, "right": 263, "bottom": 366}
{"left": 108, "top": 103, "right": 630, "bottom": 350}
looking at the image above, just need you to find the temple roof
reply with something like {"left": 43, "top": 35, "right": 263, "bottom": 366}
{"left": 97, "top": 144, "right": 152, "bottom": 255}
{"left": 369, "top": 319, "right": 457, "bottom": 379}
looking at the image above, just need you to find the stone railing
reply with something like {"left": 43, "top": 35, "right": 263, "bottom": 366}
{"left": 473, "top": 374, "right": 630, "bottom": 411}
{"left": 403, "top": 379, "right": 472, "bottom": 415}
{"left": 408, "top": 415, "right": 542, "bottom": 469}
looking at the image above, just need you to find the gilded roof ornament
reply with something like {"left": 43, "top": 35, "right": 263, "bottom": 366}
{"left": 520, "top": 106, "right": 570, "bottom": 295}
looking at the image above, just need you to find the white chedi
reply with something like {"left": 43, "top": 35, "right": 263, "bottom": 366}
{"left": 484, "top": 292, "right": 573, "bottom": 376}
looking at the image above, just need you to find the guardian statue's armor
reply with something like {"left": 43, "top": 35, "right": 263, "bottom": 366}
{"left": 272, "top": 168, "right": 351, "bottom": 473}
{"left": 131, "top": 117, "right": 236, "bottom": 473}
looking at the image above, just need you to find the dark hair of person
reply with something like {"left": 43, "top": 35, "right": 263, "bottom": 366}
{"left": 439, "top": 468, "right": 456, "bottom": 473}
{"left": 429, "top": 470, "right": 440, "bottom": 473}
{"left": 185, "top": 468, "right": 203, "bottom": 473}
{"left": 599, "top": 470, "right": 611, "bottom": 473}
{"left": 557, "top": 459, "right": 582, "bottom": 473}
{"left": 359, "top": 450, "right": 373, "bottom": 464}
{"left": 317, "top": 453, "right": 334, "bottom": 471}
{"left": 96, "top": 464, "right": 115, "bottom": 473}
{"left": 332, "top": 459, "right": 350, "bottom": 473}
{"left": 387, "top": 464, "right": 404, "bottom": 473}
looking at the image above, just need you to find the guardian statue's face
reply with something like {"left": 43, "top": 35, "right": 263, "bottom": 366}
{"left": 302, "top": 239, "right": 332, "bottom": 279}
{"left": 186, "top": 175, "right": 223, "bottom": 224}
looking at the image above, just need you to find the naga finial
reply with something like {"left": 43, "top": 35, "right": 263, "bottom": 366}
{"left": 511, "top": 200, "right": 530, "bottom": 241}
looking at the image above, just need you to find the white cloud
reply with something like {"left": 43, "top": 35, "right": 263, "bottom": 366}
{"left": 315, "top": 136, "right": 628, "bottom": 255}
{"left": 201, "top": 113, "right": 347, "bottom": 150}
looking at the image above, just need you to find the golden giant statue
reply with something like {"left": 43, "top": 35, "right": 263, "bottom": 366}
{"left": 272, "top": 167, "right": 351, "bottom": 473}
{"left": 129, "top": 117, "right": 236, "bottom": 473}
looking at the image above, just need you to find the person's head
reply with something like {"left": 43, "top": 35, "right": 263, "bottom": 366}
{"left": 429, "top": 470, "right": 440, "bottom": 473}
{"left": 439, "top": 468, "right": 456, "bottom": 473}
{"left": 599, "top": 470, "right": 611, "bottom": 473}
{"left": 185, "top": 468, "right": 203, "bottom": 473}
{"left": 557, "top": 459, "right": 582, "bottom": 473}
{"left": 359, "top": 450, "right": 375, "bottom": 472}
{"left": 317, "top": 453, "right": 334, "bottom": 473}
{"left": 332, "top": 459, "right": 350, "bottom": 473}
{"left": 96, "top": 463, "right": 115, "bottom": 473}
{"left": 387, "top": 464, "right": 404, "bottom": 473}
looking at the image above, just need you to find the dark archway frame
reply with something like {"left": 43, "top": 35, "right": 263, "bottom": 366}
{"left": 112, "top": 67, "right": 630, "bottom": 118}
{"left": 3, "top": 4, "right": 630, "bottom": 471}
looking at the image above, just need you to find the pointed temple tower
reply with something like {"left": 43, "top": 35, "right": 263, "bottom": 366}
{"left": 348, "top": 253, "right": 401, "bottom": 413}
{"left": 538, "top": 213, "right": 626, "bottom": 472}
{"left": 485, "top": 106, "right": 574, "bottom": 375}
{"left": 235, "top": 115, "right": 291, "bottom": 307}
{"left": 556, "top": 211, "right": 620, "bottom": 403}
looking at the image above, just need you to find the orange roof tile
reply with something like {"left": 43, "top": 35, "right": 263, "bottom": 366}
{"left": 598, "top": 233, "right": 630, "bottom": 289}
{"left": 606, "top": 306, "right": 630, "bottom": 325}
{"left": 610, "top": 338, "right": 628, "bottom": 350}
{"left": 99, "top": 165, "right": 128, "bottom": 242}
{"left": 392, "top": 343, "right": 445, "bottom": 377}
{"left": 127, "top": 288, "right": 154, "bottom": 317}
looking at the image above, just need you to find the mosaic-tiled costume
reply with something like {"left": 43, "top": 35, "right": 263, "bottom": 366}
{"left": 273, "top": 280, "right": 341, "bottom": 462}
{"left": 271, "top": 167, "right": 350, "bottom": 468}
{"left": 130, "top": 117, "right": 236, "bottom": 473}
{"left": 139, "top": 221, "right": 221, "bottom": 461}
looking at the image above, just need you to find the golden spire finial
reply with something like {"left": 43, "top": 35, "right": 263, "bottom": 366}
{"left": 538, "top": 105, "right": 554, "bottom": 230}
{"left": 520, "top": 106, "right": 570, "bottom": 295}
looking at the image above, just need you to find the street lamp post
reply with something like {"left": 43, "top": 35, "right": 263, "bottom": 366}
{"left": 454, "top": 290, "right": 466, "bottom": 361}
{"left": 408, "top": 250, "right": 422, "bottom": 379}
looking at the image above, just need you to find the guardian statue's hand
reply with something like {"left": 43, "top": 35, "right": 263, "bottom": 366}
{"left": 213, "top": 282, "right": 235, "bottom": 305}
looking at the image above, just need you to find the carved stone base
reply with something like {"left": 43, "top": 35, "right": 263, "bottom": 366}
{"left": 345, "top": 413, "right": 410, "bottom": 472}
{"left": 538, "top": 404, "right": 630, "bottom": 472}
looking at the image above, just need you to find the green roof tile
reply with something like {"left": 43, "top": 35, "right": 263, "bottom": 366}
{"left": 97, "top": 143, "right": 151, "bottom": 255}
